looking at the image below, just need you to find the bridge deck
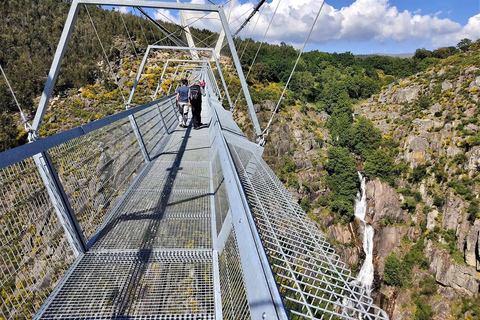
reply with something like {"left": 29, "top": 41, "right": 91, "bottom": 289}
{"left": 37, "top": 102, "right": 217, "bottom": 319}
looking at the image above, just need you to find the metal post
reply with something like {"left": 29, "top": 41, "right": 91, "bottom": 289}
{"left": 155, "top": 103, "right": 168, "bottom": 135}
{"left": 214, "top": 0, "right": 235, "bottom": 60}
{"left": 167, "top": 64, "right": 181, "bottom": 95}
{"left": 33, "top": 151, "right": 86, "bottom": 257}
{"left": 32, "top": 1, "right": 80, "bottom": 132}
{"left": 153, "top": 59, "right": 170, "bottom": 99}
{"left": 129, "top": 114, "right": 151, "bottom": 163}
{"left": 177, "top": 0, "right": 199, "bottom": 60}
{"left": 217, "top": 8, "right": 262, "bottom": 136}
{"left": 127, "top": 50, "right": 150, "bottom": 106}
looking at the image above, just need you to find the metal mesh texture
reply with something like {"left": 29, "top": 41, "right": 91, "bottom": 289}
{"left": 227, "top": 141, "right": 389, "bottom": 320}
{"left": 135, "top": 99, "right": 180, "bottom": 159}
{"left": 48, "top": 114, "right": 145, "bottom": 244}
{"left": 0, "top": 158, "right": 75, "bottom": 320}
{"left": 134, "top": 106, "right": 165, "bottom": 156}
{"left": 218, "top": 229, "right": 251, "bottom": 320}
{"left": 37, "top": 110, "right": 217, "bottom": 319}
{"left": 211, "top": 150, "right": 229, "bottom": 237}
{"left": 90, "top": 123, "right": 212, "bottom": 251}
{"left": 38, "top": 251, "right": 215, "bottom": 319}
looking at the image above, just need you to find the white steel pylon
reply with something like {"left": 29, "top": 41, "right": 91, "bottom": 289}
{"left": 177, "top": 0, "right": 235, "bottom": 60}
{"left": 177, "top": 0, "right": 199, "bottom": 59}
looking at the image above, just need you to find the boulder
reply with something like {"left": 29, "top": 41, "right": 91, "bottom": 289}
{"left": 465, "top": 220, "right": 480, "bottom": 270}
{"left": 469, "top": 76, "right": 480, "bottom": 90}
{"left": 432, "top": 300, "right": 451, "bottom": 320}
{"left": 466, "top": 146, "right": 480, "bottom": 173}
{"left": 391, "top": 85, "right": 422, "bottom": 104}
{"left": 442, "top": 80, "right": 453, "bottom": 91}
{"left": 427, "top": 210, "right": 439, "bottom": 230}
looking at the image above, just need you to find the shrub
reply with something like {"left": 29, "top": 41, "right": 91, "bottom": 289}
{"left": 419, "top": 276, "right": 437, "bottom": 296}
{"left": 410, "top": 164, "right": 428, "bottom": 183}
{"left": 433, "top": 195, "right": 445, "bottom": 208}
{"left": 383, "top": 254, "right": 404, "bottom": 287}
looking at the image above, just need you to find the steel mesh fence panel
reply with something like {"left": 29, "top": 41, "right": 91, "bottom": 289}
{"left": 227, "top": 142, "right": 389, "bottom": 320}
{"left": 134, "top": 104, "right": 165, "bottom": 156}
{"left": 38, "top": 251, "right": 215, "bottom": 319}
{"left": 218, "top": 230, "right": 251, "bottom": 320}
{"left": 0, "top": 159, "right": 75, "bottom": 320}
{"left": 159, "top": 100, "right": 179, "bottom": 133}
{"left": 48, "top": 116, "right": 145, "bottom": 244}
{"left": 212, "top": 151, "right": 229, "bottom": 237}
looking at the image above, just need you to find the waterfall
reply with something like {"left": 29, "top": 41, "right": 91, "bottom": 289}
{"left": 355, "top": 171, "right": 374, "bottom": 295}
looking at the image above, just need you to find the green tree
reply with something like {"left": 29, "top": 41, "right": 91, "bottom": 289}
{"left": 383, "top": 254, "right": 404, "bottom": 287}
{"left": 326, "top": 147, "right": 358, "bottom": 221}
{"left": 364, "top": 149, "right": 395, "bottom": 182}
{"left": 351, "top": 116, "right": 382, "bottom": 157}
{"left": 457, "top": 38, "right": 472, "bottom": 52}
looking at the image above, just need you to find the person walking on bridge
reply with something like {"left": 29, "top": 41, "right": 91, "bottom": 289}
{"left": 176, "top": 79, "right": 189, "bottom": 128}
{"left": 189, "top": 80, "right": 205, "bottom": 129}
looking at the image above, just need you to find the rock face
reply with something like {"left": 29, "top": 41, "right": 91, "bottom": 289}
{"left": 364, "top": 179, "right": 409, "bottom": 277}
{"left": 426, "top": 241, "right": 480, "bottom": 297}
{"left": 366, "top": 179, "right": 408, "bottom": 227}
{"left": 465, "top": 220, "right": 480, "bottom": 270}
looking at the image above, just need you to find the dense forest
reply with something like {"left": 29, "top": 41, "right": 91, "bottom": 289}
{"left": 231, "top": 35, "right": 478, "bottom": 223}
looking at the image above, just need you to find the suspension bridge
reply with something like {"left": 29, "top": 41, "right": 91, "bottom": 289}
{"left": 0, "top": 1, "right": 389, "bottom": 319}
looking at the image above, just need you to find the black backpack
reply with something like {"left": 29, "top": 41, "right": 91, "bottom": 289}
{"left": 189, "top": 85, "right": 201, "bottom": 102}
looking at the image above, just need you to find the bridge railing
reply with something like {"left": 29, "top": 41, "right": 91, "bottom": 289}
{"left": 0, "top": 94, "right": 178, "bottom": 320}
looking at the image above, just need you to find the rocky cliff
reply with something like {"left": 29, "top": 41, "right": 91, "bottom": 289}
{"left": 252, "top": 49, "right": 480, "bottom": 319}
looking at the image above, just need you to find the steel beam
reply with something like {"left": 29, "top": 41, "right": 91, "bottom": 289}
{"left": 210, "top": 99, "right": 288, "bottom": 319}
{"left": 217, "top": 8, "right": 261, "bottom": 136}
{"left": 34, "top": 152, "right": 86, "bottom": 257}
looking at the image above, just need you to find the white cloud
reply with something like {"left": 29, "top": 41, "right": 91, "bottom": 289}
{"left": 432, "top": 14, "right": 480, "bottom": 47}
{"left": 115, "top": 6, "right": 129, "bottom": 14}
{"left": 154, "top": 9, "right": 181, "bottom": 25}
{"left": 146, "top": 0, "right": 479, "bottom": 50}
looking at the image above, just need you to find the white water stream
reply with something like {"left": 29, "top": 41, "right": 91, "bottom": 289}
{"left": 355, "top": 171, "right": 374, "bottom": 295}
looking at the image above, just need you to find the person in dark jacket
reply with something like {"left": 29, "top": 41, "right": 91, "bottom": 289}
{"left": 188, "top": 80, "right": 205, "bottom": 129}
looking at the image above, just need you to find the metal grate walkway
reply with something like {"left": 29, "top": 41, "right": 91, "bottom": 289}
{"left": 36, "top": 102, "right": 218, "bottom": 319}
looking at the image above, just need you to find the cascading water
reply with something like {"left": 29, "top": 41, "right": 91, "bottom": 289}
{"left": 355, "top": 171, "right": 375, "bottom": 295}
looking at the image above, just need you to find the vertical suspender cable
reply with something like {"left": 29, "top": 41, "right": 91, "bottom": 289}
{"left": 133, "top": 8, "right": 149, "bottom": 47}
{"left": 243, "top": 0, "right": 281, "bottom": 83}
{"left": 0, "top": 64, "right": 28, "bottom": 124}
{"left": 262, "top": 0, "right": 326, "bottom": 138}
{"left": 85, "top": 5, "right": 127, "bottom": 106}
{"left": 231, "top": 0, "right": 281, "bottom": 109}
{"left": 119, "top": 10, "right": 140, "bottom": 61}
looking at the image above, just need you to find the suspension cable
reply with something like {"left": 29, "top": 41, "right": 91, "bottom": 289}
{"left": 136, "top": 7, "right": 187, "bottom": 47}
{"left": 231, "top": 0, "right": 281, "bottom": 109}
{"left": 233, "top": 0, "right": 267, "bottom": 37}
{"left": 119, "top": 10, "right": 140, "bottom": 60}
{"left": 133, "top": 7, "right": 149, "bottom": 47}
{"left": 85, "top": 5, "right": 127, "bottom": 106}
{"left": 244, "top": 0, "right": 281, "bottom": 83}
{"left": 0, "top": 64, "right": 31, "bottom": 129}
{"left": 226, "top": 3, "right": 265, "bottom": 91}
{"left": 262, "top": 0, "right": 326, "bottom": 137}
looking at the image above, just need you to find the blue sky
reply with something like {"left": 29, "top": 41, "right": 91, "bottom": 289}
{"left": 114, "top": 0, "right": 480, "bottom": 54}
